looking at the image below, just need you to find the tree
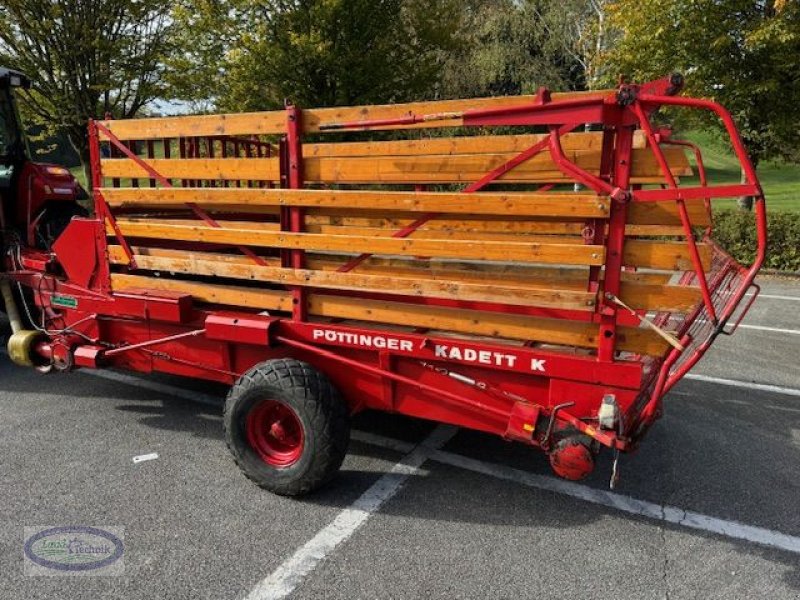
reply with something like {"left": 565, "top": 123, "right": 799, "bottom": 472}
{"left": 438, "top": 0, "right": 588, "bottom": 99}
{"left": 602, "top": 0, "right": 800, "bottom": 209}
{"left": 531, "top": 0, "right": 614, "bottom": 91}
{"left": 0, "top": 0, "right": 175, "bottom": 185}
{"left": 168, "top": 0, "right": 463, "bottom": 112}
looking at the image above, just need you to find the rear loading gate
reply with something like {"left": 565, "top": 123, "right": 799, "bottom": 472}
{"left": 6, "top": 75, "right": 766, "bottom": 492}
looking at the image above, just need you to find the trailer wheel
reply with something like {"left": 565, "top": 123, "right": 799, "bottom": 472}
{"left": 224, "top": 359, "right": 350, "bottom": 496}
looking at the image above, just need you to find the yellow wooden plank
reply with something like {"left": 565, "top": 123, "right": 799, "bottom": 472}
{"left": 109, "top": 218, "right": 585, "bottom": 244}
{"left": 98, "top": 90, "right": 614, "bottom": 141}
{"left": 110, "top": 219, "right": 607, "bottom": 266}
{"left": 301, "top": 148, "right": 690, "bottom": 184}
{"left": 116, "top": 251, "right": 597, "bottom": 310}
{"left": 304, "top": 131, "right": 647, "bottom": 158}
{"left": 627, "top": 201, "right": 711, "bottom": 227}
{"left": 623, "top": 240, "right": 711, "bottom": 271}
{"left": 302, "top": 89, "right": 612, "bottom": 132}
{"left": 618, "top": 281, "right": 701, "bottom": 312}
{"left": 99, "top": 111, "right": 287, "bottom": 141}
{"left": 111, "top": 273, "right": 668, "bottom": 355}
{"left": 100, "top": 187, "right": 610, "bottom": 218}
{"left": 100, "top": 158, "right": 280, "bottom": 181}
{"left": 109, "top": 245, "right": 593, "bottom": 287}
{"left": 109, "top": 245, "right": 692, "bottom": 311}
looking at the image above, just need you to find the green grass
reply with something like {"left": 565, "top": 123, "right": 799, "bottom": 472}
{"left": 681, "top": 129, "right": 800, "bottom": 213}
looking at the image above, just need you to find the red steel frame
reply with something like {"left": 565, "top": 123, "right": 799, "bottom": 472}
{"left": 4, "top": 76, "right": 767, "bottom": 478}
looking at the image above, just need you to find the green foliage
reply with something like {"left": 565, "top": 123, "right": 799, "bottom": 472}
{"left": 168, "top": 0, "right": 592, "bottom": 111}
{"left": 438, "top": 0, "right": 586, "bottom": 98}
{"left": 714, "top": 209, "right": 800, "bottom": 272}
{"left": 602, "top": 0, "right": 800, "bottom": 167}
{"left": 0, "top": 0, "right": 175, "bottom": 167}
{"left": 169, "top": 0, "right": 463, "bottom": 111}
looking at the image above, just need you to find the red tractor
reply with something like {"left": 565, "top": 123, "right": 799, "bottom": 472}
{"left": 0, "top": 67, "right": 86, "bottom": 336}
{"left": 0, "top": 67, "right": 87, "bottom": 252}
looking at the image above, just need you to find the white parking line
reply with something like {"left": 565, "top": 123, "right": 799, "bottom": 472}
{"left": 245, "top": 425, "right": 457, "bottom": 600}
{"left": 349, "top": 431, "right": 800, "bottom": 556}
{"left": 685, "top": 374, "right": 800, "bottom": 398}
{"left": 78, "top": 370, "right": 800, "bottom": 572}
{"left": 754, "top": 294, "right": 800, "bottom": 302}
{"left": 427, "top": 450, "right": 800, "bottom": 555}
{"left": 736, "top": 324, "right": 800, "bottom": 335}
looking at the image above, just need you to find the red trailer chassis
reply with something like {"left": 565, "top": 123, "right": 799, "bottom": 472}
{"left": 1, "top": 75, "right": 767, "bottom": 493}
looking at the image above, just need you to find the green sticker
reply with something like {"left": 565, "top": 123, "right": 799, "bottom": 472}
{"left": 52, "top": 294, "right": 78, "bottom": 309}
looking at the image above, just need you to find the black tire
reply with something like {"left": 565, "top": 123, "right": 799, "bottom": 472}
{"left": 224, "top": 358, "right": 350, "bottom": 496}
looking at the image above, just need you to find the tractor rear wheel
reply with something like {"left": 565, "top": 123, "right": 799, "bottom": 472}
{"left": 224, "top": 359, "right": 350, "bottom": 496}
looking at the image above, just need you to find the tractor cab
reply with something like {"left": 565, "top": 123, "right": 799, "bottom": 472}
{"left": 0, "top": 67, "right": 86, "bottom": 250}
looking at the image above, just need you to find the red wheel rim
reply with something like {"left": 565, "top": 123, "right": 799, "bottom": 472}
{"left": 245, "top": 399, "right": 305, "bottom": 467}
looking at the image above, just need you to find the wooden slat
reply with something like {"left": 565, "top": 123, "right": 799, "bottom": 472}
{"left": 111, "top": 273, "right": 669, "bottom": 356}
{"left": 304, "top": 214, "right": 585, "bottom": 236}
{"left": 110, "top": 245, "right": 595, "bottom": 287}
{"left": 100, "top": 158, "right": 280, "bottom": 181}
{"left": 113, "top": 251, "right": 597, "bottom": 310}
{"left": 618, "top": 281, "right": 701, "bottom": 312}
{"left": 304, "top": 131, "right": 647, "bottom": 158}
{"left": 216, "top": 205, "right": 710, "bottom": 232}
{"left": 302, "top": 90, "right": 612, "bottom": 132}
{"left": 101, "top": 187, "right": 611, "bottom": 218}
{"left": 99, "top": 147, "right": 688, "bottom": 185}
{"left": 111, "top": 219, "right": 584, "bottom": 245}
{"left": 624, "top": 240, "right": 711, "bottom": 271}
{"left": 301, "top": 148, "right": 691, "bottom": 184}
{"left": 627, "top": 201, "right": 710, "bottom": 227}
{"left": 110, "top": 219, "right": 607, "bottom": 266}
{"left": 99, "top": 90, "right": 613, "bottom": 141}
{"left": 109, "top": 246, "right": 697, "bottom": 312}
{"left": 99, "top": 111, "right": 287, "bottom": 142}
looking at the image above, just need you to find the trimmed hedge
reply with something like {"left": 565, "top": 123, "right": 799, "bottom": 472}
{"left": 713, "top": 209, "right": 800, "bottom": 273}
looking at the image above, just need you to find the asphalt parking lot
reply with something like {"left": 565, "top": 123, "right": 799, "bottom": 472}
{"left": 1, "top": 278, "right": 799, "bottom": 599}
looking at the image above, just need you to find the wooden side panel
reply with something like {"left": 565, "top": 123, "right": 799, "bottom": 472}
{"left": 627, "top": 201, "right": 711, "bottom": 227}
{"left": 108, "top": 246, "right": 700, "bottom": 312}
{"left": 100, "top": 158, "right": 281, "bottom": 182}
{"left": 304, "top": 131, "right": 647, "bottom": 158}
{"left": 100, "top": 187, "right": 611, "bottom": 218}
{"left": 111, "top": 273, "right": 669, "bottom": 356}
{"left": 110, "top": 219, "right": 608, "bottom": 266}
{"left": 301, "top": 148, "right": 690, "bottom": 184}
{"left": 99, "top": 111, "right": 287, "bottom": 141}
{"left": 98, "top": 90, "right": 613, "bottom": 141}
{"left": 98, "top": 148, "right": 688, "bottom": 186}
{"left": 301, "top": 90, "right": 611, "bottom": 132}
{"left": 623, "top": 240, "right": 711, "bottom": 271}
{"left": 112, "top": 250, "right": 598, "bottom": 310}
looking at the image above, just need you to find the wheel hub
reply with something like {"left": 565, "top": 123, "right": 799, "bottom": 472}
{"left": 246, "top": 399, "right": 304, "bottom": 467}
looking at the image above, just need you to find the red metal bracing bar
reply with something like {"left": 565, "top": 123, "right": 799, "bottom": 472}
{"left": 639, "top": 92, "right": 767, "bottom": 321}
{"left": 89, "top": 121, "right": 136, "bottom": 271}
{"left": 630, "top": 101, "right": 718, "bottom": 324}
{"left": 657, "top": 132, "right": 713, "bottom": 230}
{"left": 337, "top": 120, "right": 585, "bottom": 274}
{"left": 95, "top": 121, "right": 268, "bottom": 268}
{"left": 283, "top": 104, "right": 308, "bottom": 321}
{"left": 102, "top": 329, "right": 206, "bottom": 358}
